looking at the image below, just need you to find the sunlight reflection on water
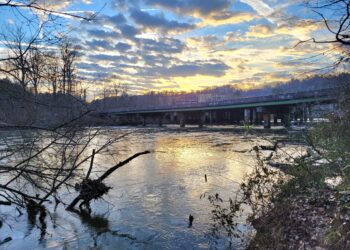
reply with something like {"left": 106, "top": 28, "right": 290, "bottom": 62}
{"left": 0, "top": 126, "right": 267, "bottom": 249}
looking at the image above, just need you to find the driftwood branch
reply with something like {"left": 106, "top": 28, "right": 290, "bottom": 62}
{"left": 67, "top": 150, "right": 151, "bottom": 210}
{"left": 0, "top": 200, "right": 11, "bottom": 206}
{"left": 85, "top": 149, "right": 95, "bottom": 181}
{"left": 98, "top": 151, "right": 151, "bottom": 182}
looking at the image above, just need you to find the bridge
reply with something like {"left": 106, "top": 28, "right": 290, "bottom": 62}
{"left": 100, "top": 88, "right": 336, "bottom": 128}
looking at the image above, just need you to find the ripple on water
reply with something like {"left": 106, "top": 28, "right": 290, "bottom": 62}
{"left": 1, "top": 126, "right": 258, "bottom": 249}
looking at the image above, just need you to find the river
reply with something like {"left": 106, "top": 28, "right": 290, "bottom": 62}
{"left": 0, "top": 126, "right": 284, "bottom": 249}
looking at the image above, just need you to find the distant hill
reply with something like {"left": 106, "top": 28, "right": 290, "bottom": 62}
{"left": 200, "top": 74, "right": 339, "bottom": 97}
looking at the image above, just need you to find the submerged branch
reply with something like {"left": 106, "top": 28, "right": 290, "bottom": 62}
{"left": 67, "top": 150, "right": 151, "bottom": 210}
{"left": 98, "top": 150, "right": 151, "bottom": 182}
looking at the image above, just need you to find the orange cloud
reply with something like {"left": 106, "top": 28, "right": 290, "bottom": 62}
{"left": 246, "top": 24, "right": 274, "bottom": 38}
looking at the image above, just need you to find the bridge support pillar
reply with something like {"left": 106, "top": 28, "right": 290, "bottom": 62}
{"left": 158, "top": 115, "right": 163, "bottom": 127}
{"left": 225, "top": 111, "right": 231, "bottom": 123}
{"left": 244, "top": 108, "right": 251, "bottom": 124}
{"left": 257, "top": 113, "right": 262, "bottom": 125}
{"left": 283, "top": 113, "right": 291, "bottom": 127}
{"left": 179, "top": 113, "right": 186, "bottom": 128}
{"left": 198, "top": 112, "right": 206, "bottom": 127}
{"left": 303, "top": 106, "right": 308, "bottom": 123}
{"left": 171, "top": 112, "right": 177, "bottom": 124}
{"left": 308, "top": 105, "right": 313, "bottom": 122}
{"left": 299, "top": 104, "right": 308, "bottom": 124}
{"left": 252, "top": 108, "right": 257, "bottom": 125}
{"left": 299, "top": 106, "right": 304, "bottom": 124}
{"left": 210, "top": 111, "right": 217, "bottom": 124}
{"left": 263, "top": 113, "right": 271, "bottom": 129}
{"left": 256, "top": 107, "right": 263, "bottom": 125}
{"left": 290, "top": 106, "right": 297, "bottom": 124}
{"left": 273, "top": 114, "right": 278, "bottom": 125}
{"left": 142, "top": 116, "right": 146, "bottom": 126}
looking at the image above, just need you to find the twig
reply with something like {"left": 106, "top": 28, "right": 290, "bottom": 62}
{"left": 85, "top": 149, "right": 95, "bottom": 180}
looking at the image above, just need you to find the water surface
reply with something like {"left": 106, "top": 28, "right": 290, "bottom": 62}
{"left": 0, "top": 126, "right": 267, "bottom": 249}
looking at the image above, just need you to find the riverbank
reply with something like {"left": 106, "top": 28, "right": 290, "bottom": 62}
{"left": 247, "top": 135, "right": 350, "bottom": 249}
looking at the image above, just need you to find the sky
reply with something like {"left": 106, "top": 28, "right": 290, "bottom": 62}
{"left": 0, "top": 0, "right": 341, "bottom": 98}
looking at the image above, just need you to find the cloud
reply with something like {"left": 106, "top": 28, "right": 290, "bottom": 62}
{"left": 224, "top": 31, "right": 248, "bottom": 42}
{"left": 165, "top": 61, "right": 230, "bottom": 77}
{"left": 77, "top": 62, "right": 112, "bottom": 72}
{"left": 119, "top": 24, "right": 139, "bottom": 39}
{"left": 103, "top": 14, "right": 127, "bottom": 26}
{"left": 138, "top": 37, "right": 185, "bottom": 53}
{"left": 86, "top": 29, "right": 121, "bottom": 39}
{"left": 115, "top": 42, "right": 132, "bottom": 52}
{"left": 130, "top": 8, "right": 195, "bottom": 33}
{"left": 85, "top": 39, "right": 115, "bottom": 51}
{"left": 203, "top": 11, "right": 256, "bottom": 26}
{"left": 88, "top": 14, "right": 127, "bottom": 28}
{"left": 275, "top": 20, "right": 320, "bottom": 40}
{"left": 187, "top": 35, "right": 229, "bottom": 52}
{"left": 35, "top": 0, "right": 75, "bottom": 11}
{"left": 246, "top": 24, "right": 274, "bottom": 37}
{"left": 240, "top": 0, "right": 319, "bottom": 40}
{"left": 145, "top": 0, "right": 255, "bottom": 26}
{"left": 90, "top": 54, "right": 137, "bottom": 64}
{"left": 141, "top": 54, "right": 174, "bottom": 66}
{"left": 137, "top": 60, "right": 230, "bottom": 77}
{"left": 112, "top": 0, "right": 140, "bottom": 10}
{"left": 240, "top": 0, "right": 275, "bottom": 21}
{"left": 146, "top": 0, "right": 232, "bottom": 17}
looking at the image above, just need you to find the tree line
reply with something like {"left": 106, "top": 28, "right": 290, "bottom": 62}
{"left": 2, "top": 27, "right": 84, "bottom": 98}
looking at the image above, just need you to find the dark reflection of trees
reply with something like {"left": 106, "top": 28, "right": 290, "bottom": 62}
{"left": 70, "top": 208, "right": 149, "bottom": 247}
{"left": 26, "top": 200, "right": 47, "bottom": 241}
{"left": 70, "top": 208, "right": 110, "bottom": 247}
{"left": 73, "top": 208, "right": 109, "bottom": 232}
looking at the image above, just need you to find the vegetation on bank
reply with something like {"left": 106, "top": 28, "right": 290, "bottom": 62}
{"left": 248, "top": 112, "right": 350, "bottom": 249}
{"left": 204, "top": 120, "right": 349, "bottom": 249}
{"left": 203, "top": 76, "right": 350, "bottom": 249}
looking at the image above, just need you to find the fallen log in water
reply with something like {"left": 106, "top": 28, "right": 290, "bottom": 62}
{"left": 67, "top": 150, "right": 151, "bottom": 210}
{"left": 0, "top": 237, "right": 12, "bottom": 246}
{"left": 0, "top": 201, "right": 11, "bottom": 206}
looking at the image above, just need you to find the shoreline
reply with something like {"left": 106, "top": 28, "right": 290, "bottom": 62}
{"left": 247, "top": 137, "right": 350, "bottom": 250}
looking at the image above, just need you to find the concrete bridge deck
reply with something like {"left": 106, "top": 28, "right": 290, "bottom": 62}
{"left": 99, "top": 88, "right": 336, "bottom": 128}
{"left": 103, "top": 88, "right": 334, "bottom": 115}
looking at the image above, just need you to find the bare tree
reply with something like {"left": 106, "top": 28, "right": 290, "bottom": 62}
{"left": 300, "top": 0, "right": 350, "bottom": 67}
{"left": 305, "top": 0, "right": 350, "bottom": 45}
{"left": 44, "top": 51, "right": 60, "bottom": 95}
{"left": 28, "top": 46, "right": 44, "bottom": 95}
{"left": 302, "top": 0, "right": 350, "bottom": 119}
{"left": 0, "top": 0, "right": 96, "bottom": 85}
{"left": 1, "top": 26, "right": 35, "bottom": 91}
{"left": 0, "top": 1, "right": 97, "bottom": 212}
{"left": 60, "top": 40, "right": 77, "bottom": 95}
{"left": 0, "top": 4, "right": 149, "bottom": 239}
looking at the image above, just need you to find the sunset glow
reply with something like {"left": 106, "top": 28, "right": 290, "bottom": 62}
{"left": 0, "top": 0, "right": 338, "bottom": 97}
